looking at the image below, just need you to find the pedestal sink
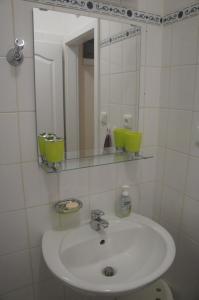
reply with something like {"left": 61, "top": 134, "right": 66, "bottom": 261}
{"left": 42, "top": 214, "right": 175, "bottom": 296}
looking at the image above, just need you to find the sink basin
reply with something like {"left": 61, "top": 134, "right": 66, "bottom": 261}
{"left": 42, "top": 214, "right": 175, "bottom": 296}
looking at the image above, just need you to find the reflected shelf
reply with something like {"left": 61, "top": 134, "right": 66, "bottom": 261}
{"left": 40, "top": 152, "right": 153, "bottom": 173}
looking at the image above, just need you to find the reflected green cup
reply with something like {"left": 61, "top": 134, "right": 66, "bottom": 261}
{"left": 113, "top": 128, "right": 130, "bottom": 150}
{"left": 38, "top": 133, "right": 48, "bottom": 158}
{"left": 38, "top": 133, "right": 57, "bottom": 160}
{"left": 124, "top": 131, "right": 142, "bottom": 154}
{"left": 45, "top": 138, "right": 65, "bottom": 163}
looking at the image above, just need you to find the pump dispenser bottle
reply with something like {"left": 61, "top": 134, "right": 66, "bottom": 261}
{"left": 116, "top": 185, "right": 131, "bottom": 217}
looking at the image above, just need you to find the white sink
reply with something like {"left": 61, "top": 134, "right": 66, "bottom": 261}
{"left": 42, "top": 214, "right": 175, "bottom": 296}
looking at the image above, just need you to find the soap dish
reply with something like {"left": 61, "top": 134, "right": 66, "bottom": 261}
{"left": 55, "top": 199, "right": 83, "bottom": 214}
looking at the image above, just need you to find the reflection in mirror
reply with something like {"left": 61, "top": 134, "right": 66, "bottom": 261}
{"left": 33, "top": 8, "right": 141, "bottom": 170}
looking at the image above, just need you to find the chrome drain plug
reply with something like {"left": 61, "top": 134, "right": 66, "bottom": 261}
{"left": 102, "top": 266, "right": 116, "bottom": 277}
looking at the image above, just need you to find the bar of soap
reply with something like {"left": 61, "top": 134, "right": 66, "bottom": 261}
{"left": 65, "top": 201, "right": 79, "bottom": 209}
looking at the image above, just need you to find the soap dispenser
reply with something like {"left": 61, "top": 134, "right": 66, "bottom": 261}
{"left": 116, "top": 185, "right": 131, "bottom": 217}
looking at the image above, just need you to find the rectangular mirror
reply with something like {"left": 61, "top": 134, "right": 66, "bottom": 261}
{"left": 33, "top": 8, "right": 142, "bottom": 171}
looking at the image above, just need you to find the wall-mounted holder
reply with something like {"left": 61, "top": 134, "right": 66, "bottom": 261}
{"left": 7, "top": 38, "right": 24, "bottom": 66}
{"left": 55, "top": 199, "right": 83, "bottom": 214}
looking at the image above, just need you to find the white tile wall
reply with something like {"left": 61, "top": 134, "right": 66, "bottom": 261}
{"left": 182, "top": 196, "right": 199, "bottom": 242}
{"left": 139, "top": 182, "right": 156, "bottom": 219}
{"left": 194, "top": 65, "right": 199, "bottom": 111}
{"left": 186, "top": 156, "right": 199, "bottom": 201}
{"left": 161, "top": 186, "right": 183, "bottom": 228}
{"left": 34, "top": 278, "right": 65, "bottom": 300}
{"left": 159, "top": 13, "right": 199, "bottom": 300}
{"left": 16, "top": 58, "right": 35, "bottom": 112}
{"left": 0, "top": 59, "right": 17, "bottom": 112}
{"left": 144, "top": 67, "right": 161, "bottom": 107}
{"left": 169, "top": 65, "right": 195, "bottom": 110}
{"left": 160, "top": 68, "right": 170, "bottom": 107}
{"left": 145, "top": 25, "right": 162, "bottom": 67}
{"left": 171, "top": 17, "right": 198, "bottom": 66}
{"left": 122, "top": 38, "right": 137, "bottom": 72}
{"left": 13, "top": 0, "right": 35, "bottom": 58}
{"left": 163, "top": 0, "right": 197, "bottom": 15}
{"left": 164, "top": 149, "right": 188, "bottom": 192}
{"left": 59, "top": 168, "right": 89, "bottom": 199}
{"left": 171, "top": 235, "right": 199, "bottom": 300}
{"left": 0, "top": 164, "right": 25, "bottom": 212}
{"left": 167, "top": 109, "right": 192, "bottom": 153}
{"left": 27, "top": 204, "right": 59, "bottom": 247}
{"left": 116, "top": 161, "right": 140, "bottom": 186}
{"left": 0, "top": 0, "right": 14, "bottom": 57}
{"left": 0, "top": 250, "right": 32, "bottom": 294}
{"left": 190, "top": 112, "right": 199, "bottom": 156}
{"left": 0, "top": 114, "right": 21, "bottom": 164}
{"left": 30, "top": 247, "right": 53, "bottom": 283}
{"left": 2, "top": 286, "right": 34, "bottom": 300}
{"left": 0, "top": 210, "right": 28, "bottom": 255}
{"left": 110, "top": 42, "right": 123, "bottom": 73}
{"left": 90, "top": 190, "right": 116, "bottom": 215}
{"left": 88, "top": 164, "right": 117, "bottom": 194}
{"left": 22, "top": 162, "right": 57, "bottom": 207}
{"left": 99, "top": 20, "right": 140, "bottom": 150}
{"left": 19, "top": 112, "right": 37, "bottom": 162}
{"left": 143, "top": 108, "right": 159, "bottom": 146}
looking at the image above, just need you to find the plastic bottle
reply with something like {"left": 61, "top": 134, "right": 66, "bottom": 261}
{"left": 116, "top": 185, "right": 131, "bottom": 217}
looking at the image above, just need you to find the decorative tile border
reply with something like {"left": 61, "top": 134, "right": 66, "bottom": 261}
{"left": 100, "top": 26, "right": 141, "bottom": 47}
{"left": 24, "top": 0, "right": 199, "bottom": 26}
{"left": 163, "top": 3, "right": 199, "bottom": 25}
{"left": 24, "top": 0, "right": 162, "bottom": 25}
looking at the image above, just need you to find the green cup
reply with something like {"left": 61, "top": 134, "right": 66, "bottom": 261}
{"left": 124, "top": 131, "right": 142, "bottom": 154}
{"left": 45, "top": 137, "right": 65, "bottom": 164}
{"left": 38, "top": 132, "right": 48, "bottom": 159}
{"left": 113, "top": 128, "right": 130, "bottom": 150}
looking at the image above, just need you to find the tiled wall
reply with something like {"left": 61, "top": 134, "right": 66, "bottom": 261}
{"left": 99, "top": 20, "right": 140, "bottom": 148}
{"left": 158, "top": 14, "right": 199, "bottom": 300}
{"left": 163, "top": 0, "right": 199, "bottom": 15}
{"left": 0, "top": 1, "right": 161, "bottom": 300}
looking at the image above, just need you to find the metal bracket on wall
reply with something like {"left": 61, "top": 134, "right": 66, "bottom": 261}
{"left": 7, "top": 38, "right": 25, "bottom": 66}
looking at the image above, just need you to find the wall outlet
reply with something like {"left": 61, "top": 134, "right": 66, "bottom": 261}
{"left": 123, "top": 114, "right": 133, "bottom": 129}
{"left": 100, "top": 111, "right": 108, "bottom": 126}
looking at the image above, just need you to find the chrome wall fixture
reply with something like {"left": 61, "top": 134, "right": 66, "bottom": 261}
{"left": 7, "top": 38, "right": 25, "bottom": 66}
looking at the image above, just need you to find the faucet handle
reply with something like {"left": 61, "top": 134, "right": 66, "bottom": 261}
{"left": 91, "top": 209, "right": 104, "bottom": 219}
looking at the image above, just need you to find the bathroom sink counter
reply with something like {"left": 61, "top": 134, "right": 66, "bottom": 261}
{"left": 42, "top": 214, "right": 175, "bottom": 296}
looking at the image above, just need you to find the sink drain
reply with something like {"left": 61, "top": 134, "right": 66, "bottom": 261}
{"left": 102, "top": 266, "right": 116, "bottom": 277}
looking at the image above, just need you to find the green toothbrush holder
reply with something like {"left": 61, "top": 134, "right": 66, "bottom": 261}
{"left": 124, "top": 131, "right": 142, "bottom": 154}
{"left": 45, "top": 138, "right": 65, "bottom": 164}
{"left": 38, "top": 133, "right": 47, "bottom": 160}
{"left": 38, "top": 133, "right": 56, "bottom": 161}
{"left": 113, "top": 128, "right": 130, "bottom": 151}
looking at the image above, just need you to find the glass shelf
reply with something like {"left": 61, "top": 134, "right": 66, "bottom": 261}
{"left": 40, "top": 152, "right": 153, "bottom": 173}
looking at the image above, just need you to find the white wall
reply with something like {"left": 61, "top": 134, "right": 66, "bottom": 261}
{"left": 0, "top": 0, "right": 161, "bottom": 300}
{"left": 157, "top": 13, "right": 199, "bottom": 300}
{"left": 163, "top": 0, "right": 199, "bottom": 15}
{"left": 34, "top": 9, "right": 95, "bottom": 37}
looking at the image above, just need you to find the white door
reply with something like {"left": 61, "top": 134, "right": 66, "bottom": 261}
{"left": 35, "top": 41, "right": 64, "bottom": 138}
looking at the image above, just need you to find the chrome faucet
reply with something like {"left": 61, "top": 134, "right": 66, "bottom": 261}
{"left": 90, "top": 209, "right": 109, "bottom": 231}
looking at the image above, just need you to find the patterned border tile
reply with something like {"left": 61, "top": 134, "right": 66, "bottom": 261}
{"left": 163, "top": 3, "right": 199, "bottom": 25}
{"left": 100, "top": 26, "right": 141, "bottom": 47}
{"left": 24, "top": 0, "right": 162, "bottom": 25}
{"left": 23, "top": 0, "right": 199, "bottom": 26}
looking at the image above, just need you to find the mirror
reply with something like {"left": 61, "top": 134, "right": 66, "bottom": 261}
{"left": 33, "top": 8, "right": 141, "bottom": 170}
